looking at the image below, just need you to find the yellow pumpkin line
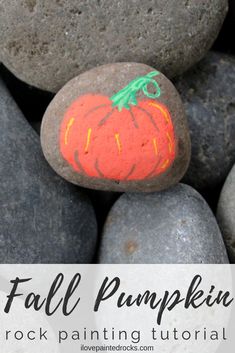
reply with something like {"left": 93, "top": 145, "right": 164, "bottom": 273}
{"left": 64, "top": 117, "right": 75, "bottom": 145}
{"left": 167, "top": 132, "right": 172, "bottom": 153}
{"left": 115, "top": 133, "right": 122, "bottom": 154}
{"left": 152, "top": 138, "right": 158, "bottom": 156}
{"left": 161, "top": 159, "right": 169, "bottom": 169}
{"left": 85, "top": 128, "right": 92, "bottom": 153}
{"left": 149, "top": 102, "right": 170, "bottom": 124}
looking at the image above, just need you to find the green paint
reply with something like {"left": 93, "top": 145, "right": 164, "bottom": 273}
{"left": 111, "top": 71, "right": 161, "bottom": 111}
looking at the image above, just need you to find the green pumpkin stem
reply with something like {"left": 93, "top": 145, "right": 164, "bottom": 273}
{"left": 111, "top": 71, "right": 161, "bottom": 111}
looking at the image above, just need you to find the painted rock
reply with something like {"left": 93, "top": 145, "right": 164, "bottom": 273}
{"left": 217, "top": 164, "right": 235, "bottom": 263}
{"left": 41, "top": 63, "right": 191, "bottom": 192}
{"left": 175, "top": 52, "right": 235, "bottom": 190}
{"left": 99, "top": 184, "right": 229, "bottom": 263}
{"left": 0, "top": 0, "right": 228, "bottom": 92}
{"left": 0, "top": 78, "right": 97, "bottom": 263}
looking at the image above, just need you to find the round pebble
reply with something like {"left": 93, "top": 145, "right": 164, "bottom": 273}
{"left": 0, "top": 78, "right": 97, "bottom": 263}
{"left": 217, "top": 164, "right": 235, "bottom": 263}
{"left": 41, "top": 63, "right": 191, "bottom": 192}
{"left": 0, "top": 0, "right": 228, "bottom": 92}
{"left": 99, "top": 184, "right": 229, "bottom": 263}
{"left": 175, "top": 52, "right": 235, "bottom": 190}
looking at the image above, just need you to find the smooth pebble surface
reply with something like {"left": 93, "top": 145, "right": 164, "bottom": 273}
{"left": 0, "top": 0, "right": 228, "bottom": 92}
{"left": 0, "top": 79, "right": 97, "bottom": 263}
{"left": 99, "top": 184, "right": 228, "bottom": 264}
{"left": 175, "top": 52, "right": 235, "bottom": 190}
{"left": 217, "top": 164, "right": 235, "bottom": 263}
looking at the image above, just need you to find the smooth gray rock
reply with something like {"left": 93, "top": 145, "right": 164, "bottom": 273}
{"left": 175, "top": 52, "right": 235, "bottom": 190}
{"left": 217, "top": 164, "right": 235, "bottom": 263}
{"left": 99, "top": 184, "right": 228, "bottom": 263}
{"left": 0, "top": 0, "right": 228, "bottom": 92}
{"left": 0, "top": 78, "right": 97, "bottom": 263}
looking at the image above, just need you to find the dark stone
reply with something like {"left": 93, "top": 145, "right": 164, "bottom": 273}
{"left": 99, "top": 184, "right": 229, "bottom": 263}
{"left": 213, "top": 0, "right": 235, "bottom": 54}
{"left": 0, "top": 0, "right": 228, "bottom": 92}
{"left": 0, "top": 63, "right": 54, "bottom": 126}
{"left": 41, "top": 63, "right": 191, "bottom": 192}
{"left": 30, "top": 120, "right": 41, "bottom": 134}
{"left": 86, "top": 190, "right": 121, "bottom": 231}
{"left": 0, "top": 79, "right": 97, "bottom": 263}
{"left": 175, "top": 52, "right": 235, "bottom": 191}
{"left": 217, "top": 164, "right": 235, "bottom": 263}
{"left": 229, "top": 0, "right": 235, "bottom": 22}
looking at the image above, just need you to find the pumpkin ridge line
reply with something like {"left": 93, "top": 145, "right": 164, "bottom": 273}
{"left": 124, "top": 164, "right": 136, "bottom": 180}
{"left": 74, "top": 150, "right": 85, "bottom": 174}
{"left": 64, "top": 117, "right": 75, "bottom": 145}
{"left": 84, "top": 128, "right": 92, "bottom": 153}
{"left": 145, "top": 156, "right": 162, "bottom": 179}
{"left": 166, "top": 132, "right": 172, "bottom": 153}
{"left": 149, "top": 102, "right": 170, "bottom": 124}
{"left": 161, "top": 159, "right": 170, "bottom": 169}
{"left": 84, "top": 103, "right": 110, "bottom": 118}
{"left": 129, "top": 108, "right": 139, "bottom": 128}
{"left": 98, "top": 108, "right": 116, "bottom": 126}
{"left": 152, "top": 138, "right": 158, "bottom": 156}
{"left": 134, "top": 105, "right": 159, "bottom": 131}
{"left": 95, "top": 159, "right": 105, "bottom": 178}
{"left": 114, "top": 133, "right": 122, "bottom": 154}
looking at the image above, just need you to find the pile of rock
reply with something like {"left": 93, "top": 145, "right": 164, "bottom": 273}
{"left": 0, "top": 0, "right": 234, "bottom": 263}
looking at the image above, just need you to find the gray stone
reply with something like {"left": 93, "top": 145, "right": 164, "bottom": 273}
{"left": 0, "top": 0, "right": 228, "bottom": 92}
{"left": 41, "top": 63, "right": 191, "bottom": 192}
{"left": 0, "top": 78, "right": 97, "bottom": 263}
{"left": 99, "top": 184, "right": 228, "bottom": 263}
{"left": 217, "top": 164, "right": 235, "bottom": 263}
{"left": 175, "top": 52, "right": 235, "bottom": 190}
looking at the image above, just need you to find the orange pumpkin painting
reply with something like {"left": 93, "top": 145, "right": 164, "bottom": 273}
{"left": 59, "top": 71, "right": 176, "bottom": 181}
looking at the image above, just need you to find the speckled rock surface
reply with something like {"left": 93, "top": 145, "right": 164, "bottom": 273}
{"left": 0, "top": 0, "right": 228, "bottom": 92}
{"left": 0, "top": 78, "right": 97, "bottom": 263}
{"left": 175, "top": 52, "right": 235, "bottom": 190}
{"left": 217, "top": 164, "right": 235, "bottom": 263}
{"left": 99, "top": 184, "right": 228, "bottom": 263}
{"left": 41, "top": 63, "right": 191, "bottom": 192}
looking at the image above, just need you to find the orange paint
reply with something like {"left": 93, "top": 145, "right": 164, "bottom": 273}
{"left": 167, "top": 132, "right": 172, "bottom": 153}
{"left": 85, "top": 128, "right": 92, "bottom": 153}
{"left": 59, "top": 94, "right": 176, "bottom": 181}
{"left": 64, "top": 117, "right": 74, "bottom": 145}
{"left": 115, "top": 133, "right": 122, "bottom": 154}
{"left": 149, "top": 102, "right": 170, "bottom": 124}
{"left": 152, "top": 138, "right": 158, "bottom": 156}
{"left": 161, "top": 159, "right": 170, "bottom": 169}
